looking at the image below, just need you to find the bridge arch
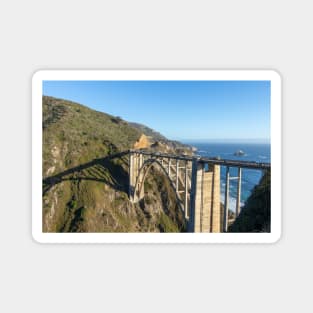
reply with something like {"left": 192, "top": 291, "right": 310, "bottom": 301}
{"left": 133, "top": 157, "right": 185, "bottom": 213}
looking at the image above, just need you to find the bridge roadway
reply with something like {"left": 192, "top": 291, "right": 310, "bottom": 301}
{"left": 128, "top": 149, "right": 270, "bottom": 169}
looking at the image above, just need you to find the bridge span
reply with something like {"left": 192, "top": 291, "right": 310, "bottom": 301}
{"left": 128, "top": 149, "right": 270, "bottom": 233}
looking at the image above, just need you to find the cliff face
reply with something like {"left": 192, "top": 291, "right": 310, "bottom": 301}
{"left": 128, "top": 122, "right": 167, "bottom": 142}
{"left": 130, "top": 121, "right": 193, "bottom": 155}
{"left": 133, "top": 134, "right": 150, "bottom": 149}
{"left": 42, "top": 96, "right": 186, "bottom": 232}
{"left": 228, "top": 170, "right": 271, "bottom": 232}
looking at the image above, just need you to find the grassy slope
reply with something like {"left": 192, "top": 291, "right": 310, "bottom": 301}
{"left": 43, "top": 96, "right": 141, "bottom": 175}
{"left": 42, "top": 96, "right": 186, "bottom": 232}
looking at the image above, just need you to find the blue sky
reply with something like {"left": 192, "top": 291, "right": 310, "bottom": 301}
{"left": 43, "top": 80, "right": 270, "bottom": 143}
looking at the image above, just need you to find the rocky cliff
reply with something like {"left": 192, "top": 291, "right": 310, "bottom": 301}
{"left": 228, "top": 170, "right": 271, "bottom": 232}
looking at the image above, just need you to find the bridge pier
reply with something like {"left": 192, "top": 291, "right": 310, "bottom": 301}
{"left": 184, "top": 161, "right": 189, "bottom": 219}
{"left": 129, "top": 152, "right": 144, "bottom": 202}
{"left": 236, "top": 167, "right": 242, "bottom": 217}
{"left": 176, "top": 160, "right": 179, "bottom": 192}
{"left": 189, "top": 161, "right": 221, "bottom": 232}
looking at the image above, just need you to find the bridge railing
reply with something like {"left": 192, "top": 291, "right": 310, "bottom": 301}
{"left": 129, "top": 149, "right": 270, "bottom": 169}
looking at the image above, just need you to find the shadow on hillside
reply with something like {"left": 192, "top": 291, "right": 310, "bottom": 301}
{"left": 43, "top": 154, "right": 129, "bottom": 196}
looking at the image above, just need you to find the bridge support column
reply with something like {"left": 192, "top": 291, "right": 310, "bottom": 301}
{"left": 129, "top": 152, "right": 135, "bottom": 201}
{"left": 189, "top": 161, "right": 221, "bottom": 232}
{"left": 223, "top": 167, "right": 230, "bottom": 232}
{"left": 129, "top": 152, "right": 144, "bottom": 203}
{"left": 184, "top": 161, "right": 189, "bottom": 219}
{"left": 235, "top": 167, "right": 242, "bottom": 217}
{"left": 168, "top": 158, "right": 171, "bottom": 178}
{"left": 176, "top": 160, "right": 179, "bottom": 192}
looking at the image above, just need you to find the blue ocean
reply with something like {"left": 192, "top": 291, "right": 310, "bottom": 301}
{"left": 183, "top": 142, "right": 271, "bottom": 211}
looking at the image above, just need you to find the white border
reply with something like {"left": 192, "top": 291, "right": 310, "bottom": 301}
{"left": 32, "top": 70, "right": 281, "bottom": 244}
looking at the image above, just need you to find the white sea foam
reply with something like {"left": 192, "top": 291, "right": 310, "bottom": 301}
{"left": 220, "top": 193, "right": 245, "bottom": 212}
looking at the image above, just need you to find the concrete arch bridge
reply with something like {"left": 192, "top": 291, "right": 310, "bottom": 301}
{"left": 128, "top": 149, "right": 270, "bottom": 233}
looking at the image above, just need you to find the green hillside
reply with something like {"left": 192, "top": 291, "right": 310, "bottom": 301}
{"left": 43, "top": 96, "right": 142, "bottom": 174}
{"left": 42, "top": 96, "right": 186, "bottom": 233}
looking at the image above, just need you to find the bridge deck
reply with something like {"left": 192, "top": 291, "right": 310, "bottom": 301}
{"left": 129, "top": 149, "right": 270, "bottom": 169}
